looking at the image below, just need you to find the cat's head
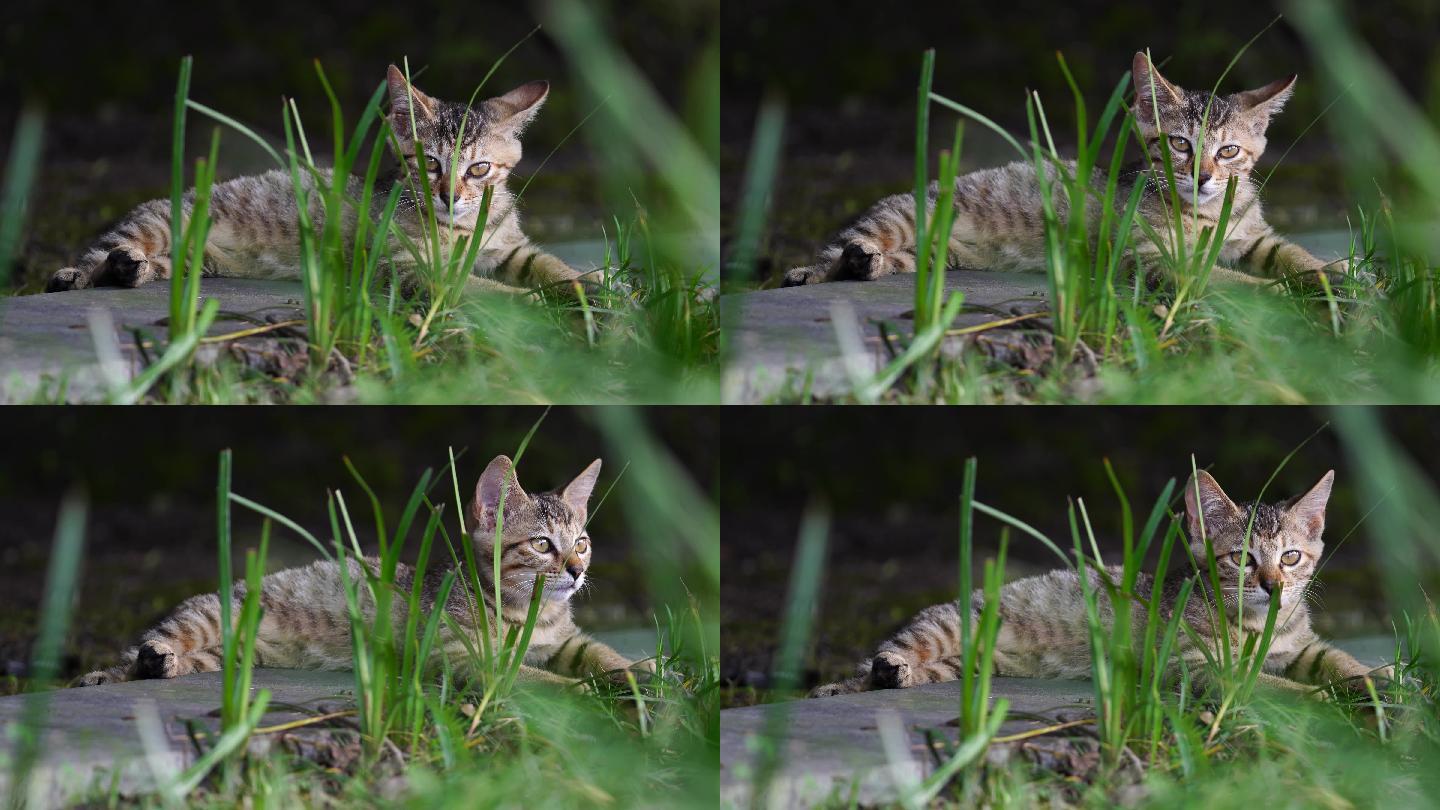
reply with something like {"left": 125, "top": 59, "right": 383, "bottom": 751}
{"left": 1183, "top": 468, "right": 1334, "bottom": 611}
{"left": 1130, "top": 52, "right": 1295, "bottom": 207}
{"left": 385, "top": 65, "right": 549, "bottom": 225}
{"left": 468, "top": 454, "right": 602, "bottom": 606}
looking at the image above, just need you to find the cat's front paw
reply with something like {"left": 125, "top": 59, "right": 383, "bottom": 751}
{"left": 135, "top": 640, "right": 181, "bottom": 679}
{"left": 46, "top": 267, "right": 89, "bottom": 292}
{"left": 602, "top": 659, "right": 662, "bottom": 688}
{"left": 782, "top": 265, "right": 824, "bottom": 287}
{"left": 835, "top": 243, "right": 903, "bottom": 281}
{"left": 1315, "top": 258, "right": 1378, "bottom": 289}
{"left": 808, "top": 682, "right": 848, "bottom": 698}
{"left": 74, "top": 670, "right": 115, "bottom": 687}
{"left": 1337, "top": 260, "right": 1379, "bottom": 288}
{"left": 870, "top": 651, "right": 913, "bottom": 689}
{"left": 576, "top": 269, "right": 630, "bottom": 299}
{"left": 1348, "top": 664, "right": 1409, "bottom": 692}
{"left": 101, "top": 247, "right": 153, "bottom": 288}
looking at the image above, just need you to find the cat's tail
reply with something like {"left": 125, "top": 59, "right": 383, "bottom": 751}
{"left": 782, "top": 190, "right": 927, "bottom": 287}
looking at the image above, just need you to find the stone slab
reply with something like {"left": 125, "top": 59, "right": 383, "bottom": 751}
{"left": 0, "top": 628, "right": 657, "bottom": 806}
{"left": 721, "top": 270, "right": 1049, "bottom": 403}
{"left": 0, "top": 278, "right": 306, "bottom": 403}
{"left": 0, "top": 234, "right": 701, "bottom": 404}
{"left": 719, "top": 634, "right": 1394, "bottom": 808}
{"left": 720, "top": 231, "right": 1351, "bottom": 404}
{"left": 549, "top": 234, "right": 719, "bottom": 282}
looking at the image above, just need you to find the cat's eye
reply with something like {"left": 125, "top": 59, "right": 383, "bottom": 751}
{"left": 1167, "top": 135, "right": 1191, "bottom": 153}
{"left": 1227, "top": 551, "right": 1254, "bottom": 567}
{"left": 466, "top": 162, "right": 492, "bottom": 178}
{"left": 419, "top": 155, "right": 440, "bottom": 172}
{"left": 1216, "top": 145, "right": 1240, "bottom": 159}
{"left": 1280, "top": 549, "right": 1302, "bottom": 566}
{"left": 530, "top": 537, "right": 552, "bottom": 553}
{"left": 575, "top": 538, "right": 589, "bottom": 554}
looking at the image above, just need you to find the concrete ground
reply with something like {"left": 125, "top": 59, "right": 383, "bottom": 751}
{"left": 0, "top": 236, "right": 717, "bottom": 403}
{"left": 721, "top": 231, "right": 1356, "bottom": 404}
{"left": 0, "top": 278, "right": 305, "bottom": 403}
{"left": 719, "top": 634, "right": 1397, "bottom": 807}
{"left": 0, "top": 628, "right": 659, "bottom": 806}
{"left": 722, "top": 269, "right": 1048, "bottom": 403}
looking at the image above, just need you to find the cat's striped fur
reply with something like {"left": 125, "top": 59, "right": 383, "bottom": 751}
{"left": 784, "top": 53, "right": 1347, "bottom": 289}
{"left": 48, "top": 66, "right": 588, "bottom": 297}
{"left": 78, "top": 455, "right": 646, "bottom": 689}
{"left": 811, "top": 470, "right": 1389, "bottom": 698}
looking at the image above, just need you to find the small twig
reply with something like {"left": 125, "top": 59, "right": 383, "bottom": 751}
{"left": 131, "top": 327, "right": 154, "bottom": 367}
{"left": 873, "top": 311, "right": 1052, "bottom": 346}
{"left": 991, "top": 717, "right": 1094, "bottom": 744}
{"left": 382, "top": 735, "right": 407, "bottom": 769}
{"left": 252, "top": 710, "right": 358, "bottom": 735}
{"left": 943, "top": 311, "right": 1051, "bottom": 337}
{"left": 328, "top": 347, "right": 355, "bottom": 384}
{"left": 199, "top": 319, "right": 307, "bottom": 344}
{"left": 876, "top": 320, "right": 902, "bottom": 362}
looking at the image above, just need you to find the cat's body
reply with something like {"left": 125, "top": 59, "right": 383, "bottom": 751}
{"left": 48, "top": 66, "right": 587, "bottom": 297}
{"left": 812, "top": 469, "right": 1386, "bottom": 698}
{"left": 79, "top": 455, "right": 644, "bottom": 689}
{"left": 784, "top": 53, "right": 1346, "bottom": 289}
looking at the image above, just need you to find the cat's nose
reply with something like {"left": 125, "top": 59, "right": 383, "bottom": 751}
{"left": 1258, "top": 575, "right": 1280, "bottom": 593}
{"left": 564, "top": 557, "right": 584, "bottom": 581}
{"left": 1196, "top": 173, "right": 1212, "bottom": 186}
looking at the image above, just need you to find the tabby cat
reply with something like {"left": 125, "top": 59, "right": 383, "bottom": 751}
{"left": 784, "top": 53, "right": 1347, "bottom": 289}
{"left": 48, "top": 66, "right": 587, "bottom": 296}
{"left": 811, "top": 469, "right": 1389, "bottom": 698}
{"left": 78, "top": 455, "right": 648, "bottom": 689}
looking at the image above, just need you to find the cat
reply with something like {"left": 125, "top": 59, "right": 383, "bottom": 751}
{"left": 47, "top": 65, "right": 590, "bottom": 297}
{"left": 783, "top": 53, "right": 1348, "bottom": 290}
{"left": 77, "top": 455, "right": 649, "bottom": 690}
{"left": 811, "top": 469, "right": 1390, "bottom": 699}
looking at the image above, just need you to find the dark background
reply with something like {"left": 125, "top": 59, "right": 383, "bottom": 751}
{"left": 0, "top": 0, "right": 716, "bottom": 291}
{"left": 720, "top": 407, "right": 1440, "bottom": 701}
{"left": 0, "top": 406, "right": 718, "bottom": 690}
{"left": 720, "top": 0, "right": 1440, "bottom": 284}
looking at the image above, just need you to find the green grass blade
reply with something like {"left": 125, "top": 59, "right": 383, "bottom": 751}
{"left": 0, "top": 109, "right": 43, "bottom": 291}
{"left": 7, "top": 492, "right": 86, "bottom": 807}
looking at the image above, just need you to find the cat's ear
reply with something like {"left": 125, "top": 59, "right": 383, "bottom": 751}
{"left": 485, "top": 80, "right": 550, "bottom": 134}
{"left": 1233, "top": 75, "right": 1297, "bottom": 116}
{"left": 1284, "top": 469, "right": 1334, "bottom": 539}
{"left": 560, "top": 459, "right": 602, "bottom": 517}
{"left": 1184, "top": 470, "right": 1240, "bottom": 542}
{"left": 386, "top": 64, "right": 437, "bottom": 124}
{"left": 1131, "top": 52, "right": 1184, "bottom": 110}
{"left": 471, "top": 455, "right": 530, "bottom": 535}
